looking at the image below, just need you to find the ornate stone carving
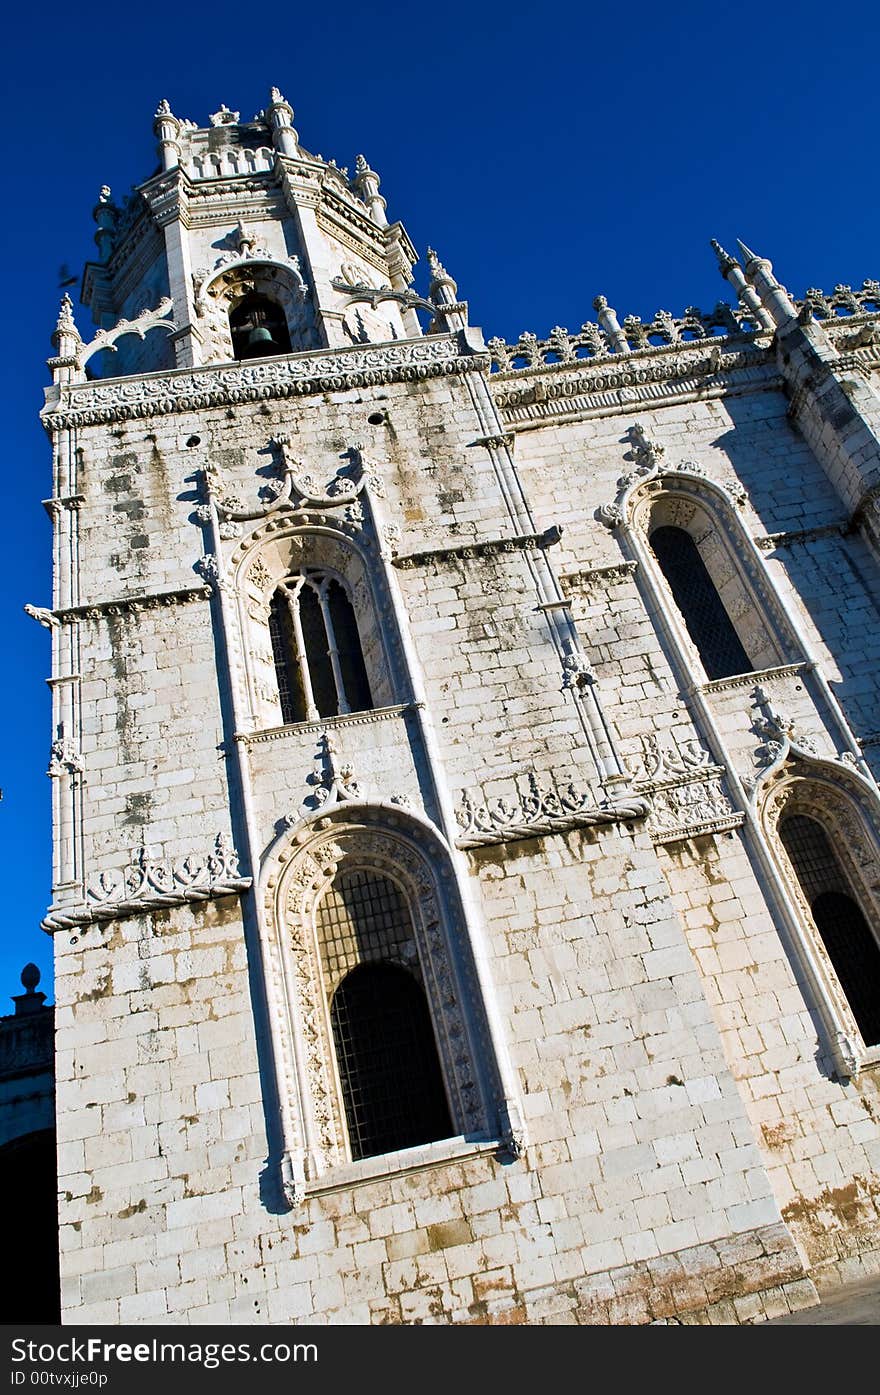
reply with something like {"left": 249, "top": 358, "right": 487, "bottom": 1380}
{"left": 302, "top": 732, "right": 360, "bottom": 813}
{"left": 42, "top": 833, "right": 251, "bottom": 934}
{"left": 57, "top": 586, "right": 212, "bottom": 623}
{"left": 394, "top": 525, "right": 562, "bottom": 571}
{"left": 44, "top": 336, "right": 489, "bottom": 431}
{"left": 78, "top": 298, "right": 176, "bottom": 372}
{"left": 629, "top": 734, "right": 742, "bottom": 842}
{"left": 47, "top": 740, "right": 83, "bottom": 777}
{"left": 455, "top": 770, "right": 648, "bottom": 848}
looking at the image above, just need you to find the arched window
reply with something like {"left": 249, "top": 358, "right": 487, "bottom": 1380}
{"left": 316, "top": 867, "right": 453, "bottom": 1161}
{"left": 649, "top": 524, "right": 753, "bottom": 680}
{"left": 331, "top": 964, "right": 452, "bottom": 1160}
{"left": 269, "top": 572, "right": 373, "bottom": 723}
{"left": 779, "top": 812, "right": 880, "bottom": 1046}
{"left": 229, "top": 292, "right": 292, "bottom": 359}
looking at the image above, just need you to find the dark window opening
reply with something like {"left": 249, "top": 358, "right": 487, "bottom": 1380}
{"left": 298, "top": 584, "right": 337, "bottom": 718}
{"left": 268, "top": 573, "right": 374, "bottom": 724}
{"left": 780, "top": 813, "right": 880, "bottom": 1046}
{"left": 327, "top": 580, "right": 373, "bottom": 713}
{"left": 330, "top": 962, "right": 452, "bottom": 1161}
{"left": 650, "top": 524, "right": 753, "bottom": 680}
{"left": 230, "top": 293, "right": 292, "bottom": 359}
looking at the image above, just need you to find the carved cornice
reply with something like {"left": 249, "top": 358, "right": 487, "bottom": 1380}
{"left": 561, "top": 561, "right": 638, "bottom": 593}
{"left": 236, "top": 702, "right": 415, "bottom": 745}
{"left": 490, "top": 342, "right": 778, "bottom": 428}
{"left": 700, "top": 661, "right": 808, "bottom": 695}
{"left": 43, "top": 834, "right": 250, "bottom": 936}
{"left": 42, "top": 334, "right": 487, "bottom": 430}
{"left": 393, "top": 525, "right": 562, "bottom": 571}
{"left": 56, "top": 585, "right": 212, "bottom": 623}
{"left": 454, "top": 769, "right": 649, "bottom": 848}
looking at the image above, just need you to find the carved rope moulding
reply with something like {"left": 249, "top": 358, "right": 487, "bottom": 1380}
{"left": 42, "top": 833, "right": 251, "bottom": 935}
{"left": 455, "top": 770, "right": 649, "bottom": 848}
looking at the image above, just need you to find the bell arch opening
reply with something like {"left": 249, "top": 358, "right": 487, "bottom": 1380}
{"left": 229, "top": 291, "right": 293, "bottom": 359}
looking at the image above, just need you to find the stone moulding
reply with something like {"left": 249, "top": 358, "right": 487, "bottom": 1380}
{"left": 700, "top": 661, "right": 808, "bottom": 696}
{"left": 561, "top": 561, "right": 639, "bottom": 593}
{"left": 490, "top": 342, "right": 778, "bottom": 422}
{"left": 393, "top": 526, "right": 563, "bottom": 571}
{"left": 56, "top": 585, "right": 213, "bottom": 623}
{"left": 754, "top": 522, "right": 848, "bottom": 551}
{"left": 454, "top": 770, "right": 649, "bottom": 848}
{"left": 42, "top": 333, "right": 487, "bottom": 430}
{"left": 235, "top": 702, "right": 415, "bottom": 745}
{"left": 42, "top": 833, "right": 250, "bottom": 936}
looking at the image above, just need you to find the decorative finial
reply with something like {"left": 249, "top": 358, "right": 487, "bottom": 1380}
{"left": 54, "top": 294, "right": 81, "bottom": 342}
{"left": 354, "top": 153, "right": 370, "bottom": 176}
{"left": 269, "top": 86, "right": 286, "bottom": 104}
{"left": 154, "top": 98, "right": 173, "bottom": 118}
{"left": 427, "top": 247, "right": 458, "bottom": 298}
{"left": 209, "top": 104, "right": 240, "bottom": 127}
{"left": 736, "top": 239, "right": 761, "bottom": 267}
{"left": 710, "top": 239, "right": 739, "bottom": 274}
{"left": 21, "top": 963, "right": 40, "bottom": 993}
{"left": 13, "top": 963, "right": 46, "bottom": 1015}
{"left": 234, "top": 221, "right": 256, "bottom": 253}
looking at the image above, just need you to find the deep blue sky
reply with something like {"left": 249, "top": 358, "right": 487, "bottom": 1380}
{"left": 2, "top": 0, "right": 878, "bottom": 1004}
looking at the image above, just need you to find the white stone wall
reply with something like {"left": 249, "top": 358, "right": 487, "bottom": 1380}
{"left": 44, "top": 137, "right": 880, "bottom": 1322}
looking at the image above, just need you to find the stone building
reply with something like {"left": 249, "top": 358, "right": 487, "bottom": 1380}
{"left": 35, "top": 88, "right": 880, "bottom": 1325}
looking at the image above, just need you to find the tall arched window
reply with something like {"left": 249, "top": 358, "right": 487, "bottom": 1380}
{"left": 779, "top": 812, "right": 880, "bottom": 1046}
{"left": 650, "top": 524, "right": 753, "bottom": 680}
{"left": 229, "top": 292, "right": 292, "bottom": 359}
{"left": 270, "top": 572, "right": 373, "bottom": 724}
{"left": 317, "top": 868, "right": 453, "bottom": 1161}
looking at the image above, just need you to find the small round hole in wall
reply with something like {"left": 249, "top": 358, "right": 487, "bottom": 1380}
{"left": 368, "top": 412, "right": 385, "bottom": 426}
{"left": 186, "top": 435, "right": 201, "bottom": 448}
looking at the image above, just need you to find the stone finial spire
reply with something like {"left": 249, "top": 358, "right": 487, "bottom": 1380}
{"left": 592, "top": 295, "right": 629, "bottom": 353}
{"left": 153, "top": 99, "right": 181, "bottom": 171}
{"left": 52, "top": 295, "right": 82, "bottom": 355}
{"left": 710, "top": 239, "right": 739, "bottom": 276}
{"left": 426, "top": 248, "right": 468, "bottom": 332}
{"left": 49, "top": 294, "right": 84, "bottom": 383}
{"left": 710, "top": 239, "right": 774, "bottom": 331}
{"left": 266, "top": 86, "right": 299, "bottom": 157}
{"left": 736, "top": 239, "right": 797, "bottom": 328}
{"left": 92, "top": 185, "right": 118, "bottom": 263}
{"left": 352, "top": 154, "right": 388, "bottom": 228}
{"left": 427, "top": 247, "right": 457, "bottom": 300}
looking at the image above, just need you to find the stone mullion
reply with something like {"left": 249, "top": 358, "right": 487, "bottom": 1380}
{"left": 285, "top": 581, "right": 319, "bottom": 722}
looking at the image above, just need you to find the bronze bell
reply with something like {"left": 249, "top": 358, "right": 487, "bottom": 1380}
{"left": 246, "top": 325, "right": 276, "bottom": 351}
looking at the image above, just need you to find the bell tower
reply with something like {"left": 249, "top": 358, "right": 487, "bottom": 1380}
{"left": 38, "top": 89, "right": 821, "bottom": 1326}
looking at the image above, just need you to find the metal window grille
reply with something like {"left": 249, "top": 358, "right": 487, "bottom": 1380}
{"left": 330, "top": 962, "right": 453, "bottom": 1161}
{"left": 650, "top": 525, "right": 753, "bottom": 680}
{"left": 780, "top": 813, "right": 880, "bottom": 1046}
{"left": 269, "top": 590, "right": 305, "bottom": 723}
{"left": 317, "top": 869, "right": 414, "bottom": 983}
